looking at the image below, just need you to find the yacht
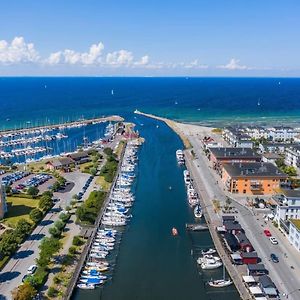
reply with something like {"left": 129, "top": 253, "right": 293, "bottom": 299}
{"left": 200, "top": 258, "right": 223, "bottom": 270}
{"left": 176, "top": 149, "right": 185, "bottom": 164}
{"left": 194, "top": 205, "right": 203, "bottom": 218}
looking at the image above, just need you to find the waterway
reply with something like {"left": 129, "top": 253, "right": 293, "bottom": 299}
{"left": 72, "top": 115, "right": 240, "bottom": 300}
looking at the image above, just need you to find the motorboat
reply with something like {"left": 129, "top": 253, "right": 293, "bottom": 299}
{"left": 176, "top": 149, "right": 185, "bottom": 164}
{"left": 172, "top": 227, "right": 178, "bottom": 236}
{"left": 77, "top": 283, "right": 95, "bottom": 289}
{"left": 200, "top": 259, "right": 222, "bottom": 270}
{"left": 194, "top": 205, "right": 203, "bottom": 218}
{"left": 201, "top": 248, "right": 216, "bottom": 255}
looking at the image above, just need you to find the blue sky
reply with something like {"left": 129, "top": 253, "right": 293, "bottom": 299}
{"left": 0, "top": 0, "right": 299, "bottom": 76}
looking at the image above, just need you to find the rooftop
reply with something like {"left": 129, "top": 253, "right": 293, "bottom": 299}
{"left": 223, "top": 162, "right": 288, "bottom": 178}
{"left": 209, "top": 147, "right": 260, "bottom": 159}
{"left": 281, "top": 189, "right": 300, "bottom": 199}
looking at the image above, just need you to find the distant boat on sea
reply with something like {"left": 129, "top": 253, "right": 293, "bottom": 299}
{"left": 257, "top": 98, "right": 261, "bottom": 106}
{"left": 111, "top": 89, "right": 114, "bottom": 95}
{"left": 175, "top": 101, "right": 178, "bottom": 105}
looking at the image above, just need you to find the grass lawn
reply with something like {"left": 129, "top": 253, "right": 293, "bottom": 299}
{"left": 18, "top": 159, "right": 48, "bottom": 172}
{"left": 3, "top": 196, "right": 39, "bottom": 228}
{"left": 79, "top": 162, "right": 94, "bottom": 173}
{"left": 95, "top": 176, "right": 111, "bottom": 192}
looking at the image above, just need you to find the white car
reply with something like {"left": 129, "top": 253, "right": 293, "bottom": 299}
{"left": 270, "top": 237, "right": 278, "bottom": 245}
{"left": 27, "top": 264, "right": 37, "bottom": 274}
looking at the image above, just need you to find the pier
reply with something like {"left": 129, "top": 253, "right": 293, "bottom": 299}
{"left": 184, "top": 150, "right": 252, "bottom": 300}
{"left": 64, "top": 142, "right": 127, "bottom": 300}
{"left": 0, "top": 115, "right": 124, "bottom": 136}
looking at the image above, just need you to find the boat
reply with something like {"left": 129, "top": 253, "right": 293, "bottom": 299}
{"left": 200, "top": 257, "right": 222, "bottom": 270}
{"left": 208, "top": 279, "right": 233, "bottom": 288}
{"left": 77, "top": 283, "right": 95, "bottom": 289}
{"left": 201, "top": 248, "right": 216, "bottom": 255}
{"left": 208, "top": 265, "right": 233, "bottom": 288}
{"left": 172, "top": 227, "right": 178, "bottom": 236}
{"left": 194, "top": 205, "right": 203, "bottom": 218}
{"left": 176, "top": 149, "right": 185, "bottom": 165}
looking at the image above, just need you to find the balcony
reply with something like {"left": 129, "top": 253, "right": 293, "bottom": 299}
{"left": 250, "top": 181, "right": 263, "bottom": 190}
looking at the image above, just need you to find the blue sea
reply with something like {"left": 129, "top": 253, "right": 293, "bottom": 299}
{"left": 1, "top": 77, "right": 299, "bottom": 300}
{"left": 1, "top": 77, "right": 300, "bottom": 129}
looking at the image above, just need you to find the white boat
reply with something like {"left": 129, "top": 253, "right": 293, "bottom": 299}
{"left": 176, "top": 149, "right": 185, "bottom": 164}
{"left": 200, "top": 257, "right": 223, "bottom": 270}
{"left": 201, "top": 248, "right": 216, "bottom": 255}
{"left": 208, "top": 265, "right": 233, "bottom": 287}
{"left": 77, "top": 283, "right": 95, "bottom": 289}
{"left": 208, "top": 279, "right": 233, "bottom": 288}
{"left": 194, "top": 205, "right": 203, "bottom": 218}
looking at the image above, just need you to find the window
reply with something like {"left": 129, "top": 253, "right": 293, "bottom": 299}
{"left": 243, "top": 189, "right": 246, "bottom": 194}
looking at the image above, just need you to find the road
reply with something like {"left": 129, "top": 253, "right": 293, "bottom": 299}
{"left": 187, "top": 132, "right": 300, "bottom": 300}
{"left": 0, "top": 171, "right": 89, "bottom": 299}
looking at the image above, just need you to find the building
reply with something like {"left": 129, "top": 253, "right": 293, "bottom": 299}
{"left": 285, "top": 145, "right": 300, "bottom": 168}
{"left": 67, "top": 151, "right": 91, "bottom": 164}
{"left": 222, "top": 162, "right": 288, "bottom": 195}
{"left": 223, "top": 232, "right": 240, "bottom": 252}
{"left": 261, "top": 153, "right": 281, "bottom": 165}
{"left": 289, "top": 219, "right": 300, "bottom": 251}
{"left": 247, "top": 264, "right": 268, "bottom": 276}
{"left": 223, "top": 220, "right": 243, "bottom": 234}
{"left": 235, "top": 232, "right": 253, "bottom": 252}
{"left": 0, "top": 185, "right": 7, "bottom": 219}
{"left": 259, "top": 275, "right": 277, "bottom": 298}
{"left": 245, "top": 126, "right": 268, "bottom": 140}
{"left": 274, "top": 189, "right": 300, "bottom": 232}
{"left": 241, "top": 252, "right": 258, "bottom": 264}
{"left": 46, "top": 157, "right": 74, "bottom": 172}
{"left": 223, "top": 127, "right": 254, "bottom": 148}
{"left": 268, "top": 126, "right": 298, "bottom": 142}
{"left": 258, "top": 142, "right": 288, "bottom": 154}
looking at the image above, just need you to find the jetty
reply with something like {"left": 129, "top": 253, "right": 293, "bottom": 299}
{"left": 0, "top": 115, "right": 124, "bottom": 136}
{"left": 134, "top": 110, "right": 191, "bottom": 148}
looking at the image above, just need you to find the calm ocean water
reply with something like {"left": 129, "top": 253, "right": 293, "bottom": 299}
{"left": 1, "top": 77, "right": 300, "bottom": 129}
{"left": 1, "top": 77, "right": 298, "bottom": 299}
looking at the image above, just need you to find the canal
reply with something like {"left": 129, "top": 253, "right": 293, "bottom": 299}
{"left": 73, "top": 115, "right": 239, "bottom": 300}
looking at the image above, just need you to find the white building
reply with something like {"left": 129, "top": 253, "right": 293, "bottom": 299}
{"left": 274, "top": 190, "right": 300, "bottom": 233}
{"left": 245, "top": 126, "right": 268, "bottom": 140}
{"left": 285, "top": 145, "right": 300, "bottom": 168}
{"left": 289, "top": 219, "right": 300, "bottom": 251}
{"left": 268, "top": 126, "right": 298, "bottom": 142}
{"left": 0, "top": 185, "right": 7, "bottom": 219}
{"left": 223, "top": 127, "right": 253, "bottom": 148}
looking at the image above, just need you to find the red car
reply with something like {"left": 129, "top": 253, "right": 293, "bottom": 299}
{"left": 264, "top": 229, "right": 272, "bottom": 237}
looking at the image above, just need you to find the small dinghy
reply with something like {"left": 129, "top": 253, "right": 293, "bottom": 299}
{"left": 208, "top": 279, "right": 233, "bottom": 288}
{"left": 172, "top": 227, "right": 178, "bottom": 236}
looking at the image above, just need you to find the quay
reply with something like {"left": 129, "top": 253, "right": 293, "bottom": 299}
{"left": 184, "top": 150, "right": 252, "bottom": 300}
{"left": 0, "top": 115, "right": 124, "bottom": 135}
{"left": 64, "top": 142, "right": 127, "bottom": 300}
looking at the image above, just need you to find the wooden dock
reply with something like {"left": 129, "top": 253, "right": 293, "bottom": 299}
{"left": 0, "top": 115, "right": 124, "bottom": 135}
{"left": 184, "top": 150, "right": 253, "bottom": 300}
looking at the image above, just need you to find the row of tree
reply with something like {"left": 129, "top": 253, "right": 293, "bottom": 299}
{"left": 76, "top": 190, "right": 107, "bottom": 224}
{"left": 100, "top": 148, "right": 118, "bottom": 183}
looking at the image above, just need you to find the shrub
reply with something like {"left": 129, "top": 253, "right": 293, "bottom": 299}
{"left": 68, "top": 246, "right": 77, "bottom": 255}
{"left": 12, "top": 283, "right": 37, "bottom": 300}
{"left": 27, "top": 186, "right": 39, "bottom": 198}
{"left": 29, "top": 208, "right": 43, "bottom": 224}
{"left": 54, "top": 220, "right": 65, "bottom": 231}
{"left": 49, "top": 226, "right": 61, "bottom": 238}
{"left": 47, "top": 286, "right": 58, "bottom": 298}
{"left": 59, "top": 212, "right": 70, "bottom": 223}
{"left": 72, "top": 236, "right": 84, "bottom": 246}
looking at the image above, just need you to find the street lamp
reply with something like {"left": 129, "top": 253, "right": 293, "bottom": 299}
{"left": 283, "top": 288, "right": 300, "bottom": 298}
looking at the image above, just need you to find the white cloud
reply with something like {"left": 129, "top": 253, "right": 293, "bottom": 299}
{"left": 218, "top": 58, "right": 248, "bottom": 70}
{"left": 0, "top": 36, "right": 39, "bottom": 64}
{"left": 134, "top": 55, "right": 150, "bottom": 66}
{"left": 183, "top": 59, "right": 208, "bottom": 69}
{"left": 46, "top": 42, "right": 104, "bottom": 65}
{"left": 106, "top": 50, "right": 134, "bottom": 66}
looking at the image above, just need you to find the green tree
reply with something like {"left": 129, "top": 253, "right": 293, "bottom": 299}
{"left": 51, "top": 181, "right": 61, "bottom": 192}
{"left": 57, "top": 176, "right": 66, "bottom": 186}
{"left": 36, "top": 237, "right": 61, "bottom": 267}
{"left": 39, "top": 195, "right": 53, "bottom": 211}
{"left": 0, "top": 231, "right": 18, "bottom": 257}
{"left": 12, "top": 283, "right": 37, "bottom": 300}
{"left": 29, "top": 208, "right": 43, "bottom": 224}
{"left": 42, "top": 190, "right": 53, "bottom": 198}
{"left": 5, "top": 185, "right": 11, "bottom": 195}
{"left": 14, "top": 219, "right": 32, "bottom": 243}
{"left": 59, "top": 212, "right": 70, "bottom": 223}
{"left": 103, "top": 147, "right": 113, "bottom": 156}
{"left": 89, "top": 167, "right": 97, "bottom": 176}
{"left": 27, "top": 186, "right": 39, "bottom": 198}
{"left": 54, "top": 220, "right": 65, "bottom": 231}
{"left": 49, "top": 226, "right": 61, "bottom": 238}
{"left": 72, "top": 236, "right": 84, "bottom": 246}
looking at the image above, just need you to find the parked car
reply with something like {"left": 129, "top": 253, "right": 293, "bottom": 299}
{"left": 27, "top": 264, "right": 37, "bottom": 274}
{"left": 264, "top": 229, "right": 272, "bottom": 237}
{"left": 270, "top": 253, "right": 279, "bottom": 263}
{"left": 270, "top": 237, "right": 278, "bottom": 245}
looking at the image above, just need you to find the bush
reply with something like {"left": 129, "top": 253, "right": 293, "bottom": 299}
{"left": 27, "top": 186, "right": 39, "bottom": 198}
{"left": 68, "top": 246, "right": 77, "bottom": 255}
{"left": 72, "top": 236, "right": 84, "bottom": 246}
{"left": 47, "top": 286, "right": 58, "bottom": 298}
{"left": 29, "top": 208, "right": 43, "bottom": 224}
{"left": 12, "top": 283, "right": 37, "bottom": 300}
{"left": 39, "top": 194, "right": 53, "bottom": 212}
{"left": 59, "top": 212, "right": 70, "bottom": 223}
{"left": 54, "top": 220, "right": 65, "bottom": 231}
{"left": 61, "top": 254, "right": 74, "bottom": 266}
{"left": 49, "top": 226, "right": 62, "bottom": 238}
{"left": 103, "top": 147, "right": 113, "bottom": 156}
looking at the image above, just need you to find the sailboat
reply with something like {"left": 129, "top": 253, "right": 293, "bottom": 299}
{"left": 257, "top": 98, "right": 261, "bottom": 106}
{"left": 111, "top": 89, "right": 114, "bottom": 95}
{"left": 208, "top": 265, "right": 233, "bottom": 288}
